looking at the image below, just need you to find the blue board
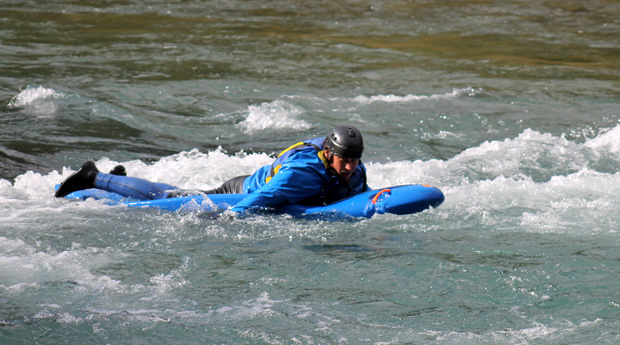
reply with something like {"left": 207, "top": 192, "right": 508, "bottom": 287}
{"left": 63, "top": 184, "right": 444, "bottom": 220}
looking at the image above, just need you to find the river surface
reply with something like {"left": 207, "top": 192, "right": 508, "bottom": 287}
{"left": 2, "top": 1, "right": 620, "bottom": 344}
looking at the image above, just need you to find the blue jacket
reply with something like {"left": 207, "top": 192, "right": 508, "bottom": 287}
{"left": 232, "top": 136, "right": 369, "bottom": 212}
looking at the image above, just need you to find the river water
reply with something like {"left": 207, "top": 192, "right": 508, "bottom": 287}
{"left": 2, "top": 1, "right": 620, "bottom": 344}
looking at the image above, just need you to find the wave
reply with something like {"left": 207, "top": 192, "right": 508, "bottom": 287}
{"left": 3, "top": 125, "right": 620, "bottom": 235}
{"left": 7, "top": 86, "right": 68, "bottom": 116}
{"left": 5, "top": 125, "right": 620, "bottom": 199}
{"left": 236, "top": 99, "right": 313, "bottom": 134}
{"left": 0, "top": 236, "right": 120, "bottom": 290}
{"left": 584, "top": 125, "right": 620, "bottom": 153}
{"left": 349, "top": 87, "right": 481, "bottom": 105}
{"left": 8, "top": 86, "right": 65, "bottom": 108}
{"left": 277, "top": 87, "right": 481, "bottom": 125}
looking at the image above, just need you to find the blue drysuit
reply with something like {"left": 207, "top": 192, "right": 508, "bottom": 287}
{"left": 92, "top": 136, "right": 369, "bottom": 213}
{"left": 233, "top": 136, "right": 369, "bottom": 212}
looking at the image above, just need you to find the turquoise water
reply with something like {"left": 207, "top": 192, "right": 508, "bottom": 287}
{"left": 2, "top": 1, "right": 620, "bottom": 344}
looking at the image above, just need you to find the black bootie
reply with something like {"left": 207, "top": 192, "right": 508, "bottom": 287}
{"left": 109, "top": 165, "right": 127, "bottom": 176}
{"left": 54, "top": 161, "right": 100, "bottom": 197}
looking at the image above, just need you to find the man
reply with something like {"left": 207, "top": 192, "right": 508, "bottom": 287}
{"left": 54, "top": 125, "right": 369, "bottom": 213}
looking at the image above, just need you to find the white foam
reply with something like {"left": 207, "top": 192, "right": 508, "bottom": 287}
{"left": 445, "top": 128, "right": 593, "bottom": 185}
{"left": 0, "top": 238, "right": 120, "bottom": 290}
{"left": 349, "top": 87, "right": 479, "bottom": 105}
{"left": 12, "top": 170, "right": 65, "bottom": 200}
{"left": 76, "top": 292, "right": 281, "bottom": 326}
{"left": 518, "top": 169, "right": 620, "bottom": 233}
{"left": 584, "top": 125, "right": 620, "bottom": 153}
{"left": 365, "top": 159, "right": 446, "bottom": 189}
{"left": 3, "top": 148, "right": 272, "bottom": 200}
{"left": 426, "top": 319, "right": 606, "bottom": 345}
{"left": 367, "top": 127, "right": 620, "bottom": 234}
{"left": 237, "top": 99, "right": 312, "bottom": 134}
{"left": 8, "top": 86, "right": 66, "bottom": 115}
{"left": 148, "top": 256, "right": 191, "bottom": 295}
{"left": 8, "top": 86, "right": 63, "bottom": 107}
{"left": 124, "top": 148, "right": 273, "bottom": 189}
{"left": 367, "top": 128, "right": 588, "bottom": 191}
{"left": 215, "top": 292, "right": 279, "bottom": 319}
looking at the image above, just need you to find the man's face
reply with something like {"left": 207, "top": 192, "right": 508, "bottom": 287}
{"left": 327, "top": 150, "right": 360, "bottom": 180}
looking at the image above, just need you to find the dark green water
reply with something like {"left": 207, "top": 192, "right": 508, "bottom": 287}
{"left": 2, "top": 1, "right": 620, "bottom": 344}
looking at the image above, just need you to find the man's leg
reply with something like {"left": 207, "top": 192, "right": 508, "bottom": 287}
{"left": 165, "top": 175, "right": 249, "bottom": 198}
{"left": 55, "top": 161, "right": 179, "bottom": 200}
{"left": 207, "top": 175, "right": 249, "bottom": 194}
{"left": 95, "top": 173, "right": 174, "bottom": 200}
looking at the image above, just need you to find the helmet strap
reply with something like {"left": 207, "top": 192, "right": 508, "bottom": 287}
{"left": 325, "top": 148, "right": 334, "bottom": 162}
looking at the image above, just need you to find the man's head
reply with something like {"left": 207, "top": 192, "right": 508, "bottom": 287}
{"left": 324, "top": 125, "right": 364, "bottom": 180}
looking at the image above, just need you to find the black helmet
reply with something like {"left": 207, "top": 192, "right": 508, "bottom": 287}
{"left": 324, "top": 125, "right": 364, "bottom": 159}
